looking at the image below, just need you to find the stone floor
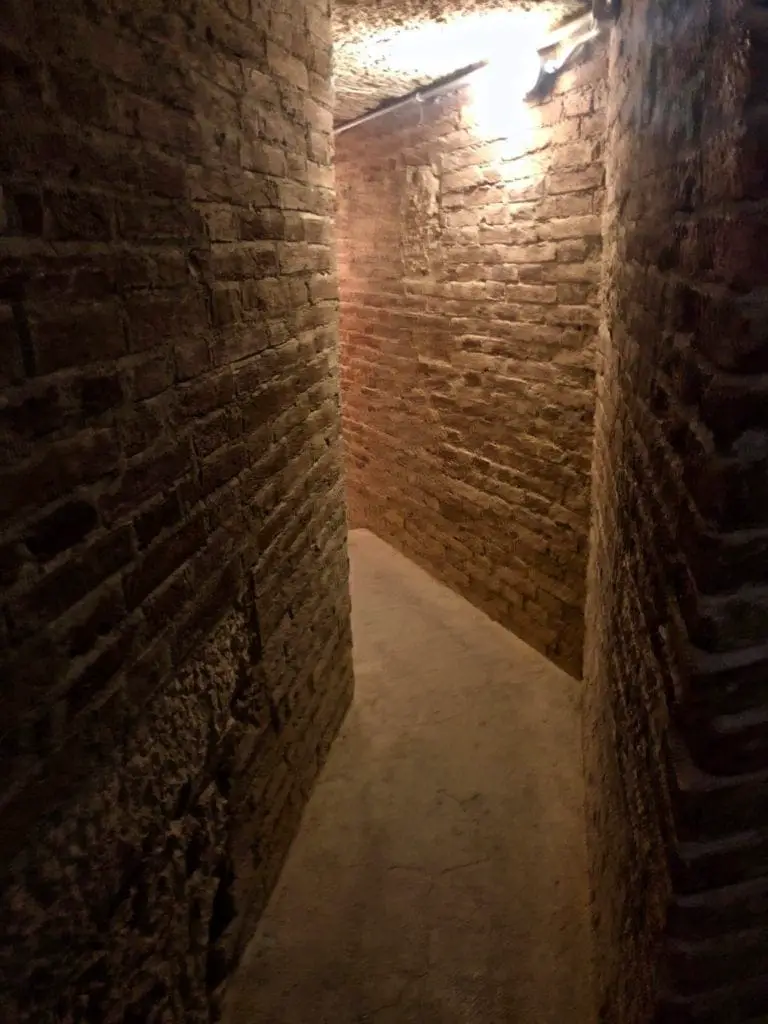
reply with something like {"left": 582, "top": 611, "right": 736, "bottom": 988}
{"left": 224, "top": 529, "right": 594, "bottom": 1024}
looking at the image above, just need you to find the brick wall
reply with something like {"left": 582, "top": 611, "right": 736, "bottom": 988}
{"left": 0, "top": 0, "right": 353, "bottom": 1019}
{"left": 583, "top": 0, "right": 768, "bottom": 1020}
{"left": 336, "top": 46, "right": 606, "bottom": 677}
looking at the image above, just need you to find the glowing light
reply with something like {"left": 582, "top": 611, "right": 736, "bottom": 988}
{"left": 345, "top": 9, "right": 550, "bottom": 86}
{"left": 470, "top": 49, "right": 542, "bottom": 143}
{"left": 344, "top": 10, "right": 547, "bottom": 146}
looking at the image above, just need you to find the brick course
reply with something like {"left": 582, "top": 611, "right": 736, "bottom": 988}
{"left": 583, "top": 0, "right": 768, "bottom": 1020}
{"left": 0, "top": 0, "right": 353, "bottom": 1019}
{"left": 336, "top": 49, "right": 606, "bottom": 676}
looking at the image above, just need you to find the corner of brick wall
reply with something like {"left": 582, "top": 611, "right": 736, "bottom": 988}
{"left": 336, "top": 44, "right": 607, "bottom": 677}
{"left": 583, "top": 0, "right": 768, "bottom": 1020}
{"left": 0, "top": 0, "right": 353, "bottom": 1018}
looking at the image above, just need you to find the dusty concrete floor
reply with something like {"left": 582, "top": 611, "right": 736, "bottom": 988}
{"left": 225, "top": 529, "right": 594, "bottom": 1023}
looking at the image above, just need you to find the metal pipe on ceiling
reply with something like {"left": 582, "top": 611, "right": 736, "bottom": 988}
{"left": 332, "top": 9, "right": 601, "bottom": 137}
{"left": 334, "top": 61, "right": 488, "bottom": 137}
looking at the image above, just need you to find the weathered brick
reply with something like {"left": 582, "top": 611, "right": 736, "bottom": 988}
{"left": 100, "top": 441, "right": 192, "bottom": 522}
{"left": 199, "top": 440, "right": 248, "bottom": 497}
{"left": 119, "top": 394, "right": 168, "bottom": 458}
{"left": 133, "top": 489, "right": 184, "bottom": 549}
{"left": 0, "top": 0, "right": 342, "bottom": 1019}
{"left": 117, "top": 197, "right": 205, "bottom": 241}
{"left": 169, "top": 558, "right": 241, "bottom": 665}
{"left": 24, "top": 500, "right": 99, "bottom": 561}
{"left": 3, "top": 188, "right": 44, "bottom": 235}
{"left": 80, "top": 373, "right": 124, "bottom": 416}
{"left": 336, "top": 48, "right": 606, "bottom": 678}
{"left": 278, "top": 242, "right": 332, "bottom": 275}
{"left": 563, "top": 90, "right": 592, "bottom": 117}
{"left": 174, "top": 335, "right": 210, "bottom": 381}
{"left": 211, "top": 283, "right": 242, "bottom": 326}
{"left": 0, "top": 304, "right": 24, "bottom": 387}
{"left": 66, "top": 620, "right": 141, "bottom": 716}
{"left": 30, "top": 302, "right": 128, "bottom": 375}
{"left": 126, "top": 290, "right": 209, "bottom": 351}
{"left": 540, "top": 215, "right": 602, "bottom": 240}
{"left": 141, "top": 566, "right": 195, "bottom": 636}
{"left": 0, "top": 428, "right": 119, "bottom": 521}
{"left": 547, "top": 165, "right": 604, "bottom": 195}
{"left": 44, "top": 189, "right": 112, "bottom": 241}
{"left": 9, "top": 525, "right": 134, "bottom": 634}
{"left": 132, "top": 352, "right": 174, "bottom": 400}
{"left": 48, "top": 61, "right": 112, "bottom": 127}
{"left": 123, "top": 513, "right": 207, "bottom": 610}
{"left": 64, "top": 584, "right": 126, "bottom": 658}
{"left": 193, "top": 406, "right": 241, "bottom": 459}
{"left": 177, "top": 369, "right": 235, "bottom": 420}
{"left": 212, "top": 242, "right": 280, "bottom": 279}
{"left": 267, "top": 42, "right": 309, "bottom": 91}
{"left": 0, "top": 540, "right": 26, "bottom": 589}
{"left": 0, "top": 383, "right": 65, "bottom": 444}
{"left": 240, "top": 208, "right": 286, "bottom": 240}
{"left": 582, "top": 1, "right": 768, "bottom": 1020}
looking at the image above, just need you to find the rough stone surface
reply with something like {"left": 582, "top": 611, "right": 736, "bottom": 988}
{"left": 337, "top": 48, "right": 606, "bottom": 676}
{"left": 224, "top": 528, "right": 593, "bottom": 1024}
{"left": 0, "top": 0, "right": 354, "bottom": 1019}
{"left": 332, "top": 0, "right": 586, "bottom": 122}
{"left": 583, "top": 0, "right": 768, "bottom": 1020}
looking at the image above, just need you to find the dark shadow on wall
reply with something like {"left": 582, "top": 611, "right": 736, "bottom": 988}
{"left": 583, "top": 0, "right": 768, "bottom": 1020}
{"left": 0, "top": 0, "right": 353, "bottom": 1019}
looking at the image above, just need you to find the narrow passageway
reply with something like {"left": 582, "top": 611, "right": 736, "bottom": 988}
{"left": 226, "top": 530, "right": 593, "bottom": 1024}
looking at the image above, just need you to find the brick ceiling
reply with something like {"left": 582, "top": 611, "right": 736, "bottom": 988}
{"left": 332, "top": 0, "right": 587, "bottom": 123}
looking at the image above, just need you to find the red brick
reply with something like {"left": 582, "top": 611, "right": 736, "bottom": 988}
{"left": 336, "top": 48, "right": 606, "bottom": 679}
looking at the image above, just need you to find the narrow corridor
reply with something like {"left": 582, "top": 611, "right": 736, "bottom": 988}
{"left": 225, "top": 530, "right": 593, "bottom": 1023}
